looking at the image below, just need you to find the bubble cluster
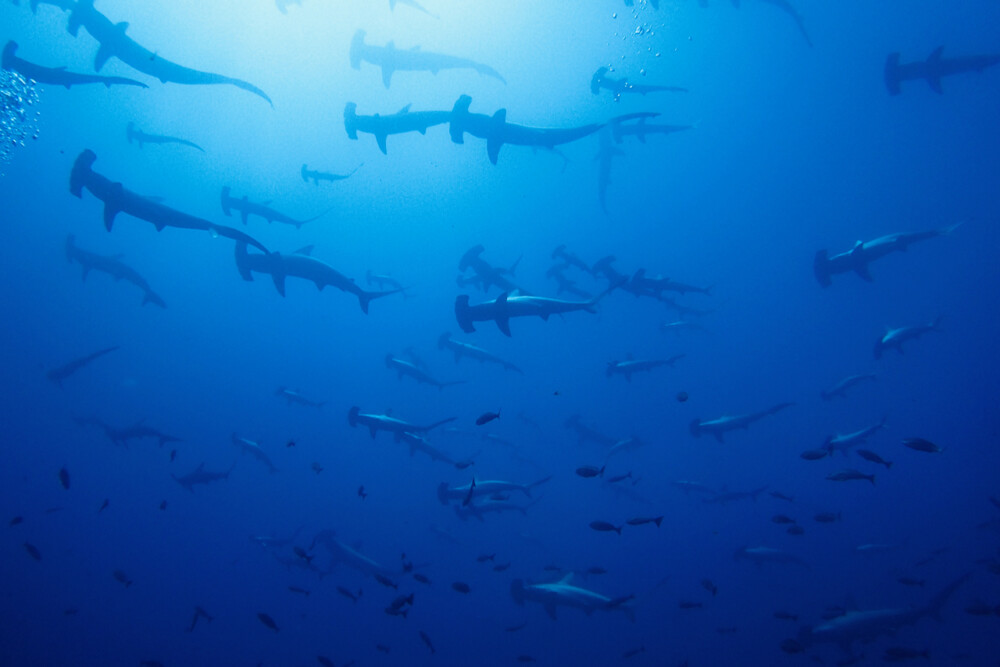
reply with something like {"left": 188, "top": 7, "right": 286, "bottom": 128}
{"left": 0, "top": 70, "right": 40, "bottom": 166}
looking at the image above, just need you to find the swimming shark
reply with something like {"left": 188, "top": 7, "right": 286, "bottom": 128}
{"left": 63, "top": 0, "right": 272, "bottom": 105}
{"left": 704, "top": 486, "right": 769, "bottom": 505}
{"left": 594, "top": 126, "right": 624, "bottom": 213}
{"left": 795, "top": 573, "right": 970, "bottom": 651}
{"left": 348, "top": 406, "right": 456, "bottom": 441}
{"left": 126, "top": 122, "right": 203, "bottom": 152}
{"left": 274, "top": 387, "right": 324, "bottom": 408}
{"left": 221, "top": 187, "right": 327, "bottom": 229}
{"left": 564, "top": 415, "right": 617, "bottom": 447}
{"left": 590, "top": 66, "right": 686, "bottom": 99}
{"left": 546, "top": 263, "right": 593, "bottom": 300}
{"left": 873, "top": 318, "right": 942, "bottom": 359}
{"left": 454, "top": 496, "right": 540, "bottom": 521}
{"left": 510, "top": 573, "right": 635, "bottom": 621}
{"left": 734, "top": 545, "right": 808, "bottom": 567}
{"left": 2, "top": 41, "right": 147, "bottom": 89}
{"left": 389, "top": 0, "right": 438, "bottom": 18}
{"left": 171, "top": 461, "right": 236, "bottom": 492}
{"left": 611, "top": 117, "right": 693, "bottom": 144}
{"left": 385, "top": 354, "right": 465, "bottom": 390}
{"left": 606, "top": 354, "right": 685, "bottom": 382}
{"left": 46, "top": 345, "right": 119, "bottom": 386}
{"left": 437, "top": 477, "right": 551, "bottom": 505}
{"left": 631, "top": 270, "right": 713, "bottom": 297}
{"left": 690, "top": 402, "right": 794, "bottom": 442}
{"left": 301, "top": 163, "right": 361, "bottom": 185}
{"left": 349, "top": 30, "right": 504, "bottom": 89}
{"left": 885, "top": 47, "right": 1000, "bottom": 95}
{"left": 455, "top": 283, "right": 619, "bottom": 337}
{"left": 551, "top": 245, "right": 595, "bottom": 276}
{"left": 344, "top": 101, "right": 451, "bottom": 154}
{"left": 75, "top": 416, "right": 181, "bottom": 447}
{"left": 437, "top": 332, "right": 523, "bottom": 374}
{"left": 823, "top": 417, "right": 887, "bottom": 456}
{"left": 813, "top": 224, "right": 960, "bottom": 286}
{"left": 231, "top": 433, "right": 277, "bottom": 473}
{"left": 820, "top": 373, "right": 876, "bottom": 401}
{"left": 70, "top": 150, "right": 270, "bottom": 253}
{"left": 449, "top": 95, "right": 656, "bottom": 165}
{"left": 397, "top": 432, "right": 457, "bottom": 466}
{"left": 310, "top": 530, "right": 398, "bottom": 579}
{"left": 233, "top": 242, "right": 397, "bottom": 313}
{"left": 65, "top": 235, "right": 166, "bottom": 307}
{"left": 457, "top": 245, "right": 526, "bottom": 294}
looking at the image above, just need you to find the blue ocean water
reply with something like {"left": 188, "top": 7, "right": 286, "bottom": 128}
{"left": 1, "top": 0, "right": 999, "bottom": 665}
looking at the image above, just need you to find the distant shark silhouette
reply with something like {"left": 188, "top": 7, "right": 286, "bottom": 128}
{"left": 885, "top": 46, "right": 1000, "bottom": 95}
{"left": 221, "top": 187, "right": 329, "bottom": 229}
{"left": 389, "top": 0, "right": 438, "bottom": 18}
{"left": 350, "top": 30, "right": 503, "bottom": 88}
{"left": 301, "top": 163, "right": 361, "bottom": 185}
{"left": 126, "top": 122, "right": 203, "bottom": 152}
{"left": 590, "top": 67, "right": 686, "bottom": 100}
{"left": 344, "top": 102, "right": 450, "bottom": 154}
{"left": 65, "top": 235, "right": 166, "bottom": 307}
{"left": 2, "top": 41, "right": 147, "bottom": 89}
{"left": 62, "top": 0, "right": 272, "bottom": 105}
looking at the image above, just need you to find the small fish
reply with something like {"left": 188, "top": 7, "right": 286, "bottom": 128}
{"left": 376, "top": 644, "right": 390, "bottom": 653}
{"left": 543, "top": 564, "right": 562, "bottom": 572}
{"left": 337, "top": 586, "right": 361, "bottom": 603}
{"left": 412, "top": 573, "right": 431, "bottom": 584}
{"left": 169, "top": 449, "right": 177, "bottom": 462}
{"left": 897, "top": 577, "right": 925, "bottom": 587}
{"left": 676, "top": 391, "right": 689, "bottom": 402}
{"left": 286, "top": 440, "right": 296, "bottom": 448}
{"left": 317, "top": 656, "right": 335, "bottom": 667}
{"left": 700, "top": 578, "right": 717, "bottom": 596}
{"left": 98, "top": 499, "right": 109, "bottom": 513}
{"left": 419, "top": 630, "right": 436, "bottom": 654}
{"left": 257, "top": 612, "right": 279, "bottom": 632}
{"left": 113, "top": 569, "right": 132, "bottom": 587}
{"left": 64, "top": 608, "right": 78, "bottom": 616}
{"left": 288, "top": 586, "right": 310, "bottom": 596}
{"left": 505, "top": 621, "right": 527, "bottom": 632}
{"left": 589, "top": 520, "right": 622, "bottom": 535}
{"left": 375, "top": 574, "right": 398, "bottom": 590}
{"left": 814, "top": 512, "right": 841, "bottom": 523}
{"left": 476, "top": 553, "right": 496, "bottom": 563}
{"left": 679, "top": 600, "right": 702, "bottom": 609}
{"left": 773, "top": 611, "right": 798, "bottom": 621}
{"left": 451, "top": 581, "right": 470, "bottom": 594}
{"left": 186, "top": 605, "right": 213, "bottom": 632}
{"left": 587, "top": 566, "right": 608, "bottom": 576}
{"left": 903, "top": 437, "right": 943, "bottom": 453}
{"left": 799, "top": 449, "right": 829, "bottom": 461}
{"left": 159, "top": 500, "right": 167, "bottom": 510}
{"left": 786, "top": 525, "right": 805, "bottom": 536}
{"left": 23, "top": 542, "right": 41, "bottom": 561}
{"left": 623, "top": 646, "right": 646, "bottom": 658}
{"left": 606, "top": 471, "right": 632, "bottom": 483}
{"left": 311, "top": 462, "right": 323, "bottom": 474}
{"left": 771, "top": 514, "right": 796, "bottom": 524}
{"left": 770, "top": 491, "right": 795, "bottom": 502}
{"left": 475, "top": 410, "right": 500, "bottom": 426}
{"left": 493, "top": 562, "right": 511, "bottom": 572}
{"left": 293, "top": 546, "right": 313, "bottom": 563}
{"left": 58, "top": 467, "right": 71, "bottom": 490}
{"left": 516, "top": 656, "right": 536, "bottom": 663}
{"left": 9, "top": 516, "right": 23, "bottom": 526}
{"left": 357, "top": 485, "right": 367, "bottom": 500}
{"left": 857, "top": 449, "right": 893, "bottom": 468}
{"left": 454, "top": 458, "right": 476, "bottom": 470}
{"left": 575, "top": 465, "right": 604, "bottom": 478}
{"left": 625, "top": 516, "right": 663, "bottom": 528}
{"left": 826, "top": 469, "right": 875, "bottom": 484}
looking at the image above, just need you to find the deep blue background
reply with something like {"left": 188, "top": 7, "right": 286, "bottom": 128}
{"left": 1, "top": 0, "right": 998, "bottom": 665}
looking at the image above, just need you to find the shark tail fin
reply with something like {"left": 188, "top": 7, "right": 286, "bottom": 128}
{"left": 454, "top": 295, "right": 475, "bottom": 333}
{"left": 813, "top": 250, "right": 832, "bottom": 287}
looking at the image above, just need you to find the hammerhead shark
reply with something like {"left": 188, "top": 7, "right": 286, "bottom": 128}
{"left": 65, "top": 234, "right": 166, "bottom": 307}
{"left": 344, "top": 101, "right": 451, "bottom": 154}
{"left": 63, "top": 0, "right": 272, "bottom": 105}
{"left": 348, "top": 406, "right": 456, "bottom": 441}
{"left": 611, "top": 117, "right": 693, "bottom": 144}
{"left": 385, "top": 354, "right": 465, "bottom": 390}
{"left": 349, "top": 30, "right": 504, "bottom": 88}
{"left": 458, "top": 244, "right": 526, "bottom": 294}
{"left": 389, "top": 0, "right": 438, "bottom": 18}
{"left": 449, "top": 95, "right": 658, "bottom": 165}
{"left": 590, "top": 66, "right": 686, "bottom": 99}
{"left": 437, "top": 333, "right": 523, "bottom": 374}
{"left": 172, "top": 461, "right": 236, "bottom": 492}
{"left": 126, "top": 122, "right": 203, "bottom": 152}
{"left": 46, "top": 345, "right": 119, "bottom": 386}
{"left": 885, "top": 46, "right": 1000, "bottom": 95}
{"left": 233, "top": 242, "right": 399, "bottom": 313}
{"left": 2, "top": 41, "right": 146, "bottom": 89}
{"left": 70, "top": 150, "right": 270, "bottom": 253}
{"left": 690, "top": 403, "right": 794, "bottom": 442}
{"left": 74, "top": 416, "right": 181, "bottom": 447}
{"left": 221, "top": 187, "right": 328, "bottom": 229}
{"left": 454, "top": 288, "right": 615, "bottom": 337}
{"left": 301, "top": 163, "right": 361, "bottom": 186}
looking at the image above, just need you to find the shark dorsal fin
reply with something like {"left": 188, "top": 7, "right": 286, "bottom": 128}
{"left": 929, "top": 46, "right": 944, "bottom": 62}
{"left": 196, "top": 462, "right": 205, "bottom": 472}
{"left": 292, "top": 245, "right": 314, "bottom": 256}
{"left": 115, "top": 21, "right": 129, "bottom": 33}
{"left": 398, "top": 103, "right": 412, "bottom": 114}
{"left": 558, "top": 572, "right": 573, "bottom": 584}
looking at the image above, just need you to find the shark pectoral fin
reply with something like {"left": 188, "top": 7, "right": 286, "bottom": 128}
{"left": 853, "top": 262, "right": 873, "bottom": 282}
{"left": 368, "top": 426, "right": 377, "bottom": 439}
{"left": 376, "top": 133, "right": 388, "bottom": 155}
{"left": 928, "top": 76, "right": 943, "bottom": 94}
{"left": 544, "top": 604, "right": 558, "bottom": 620}
{"left": 381, "top": 67, "right": 394, "bottom": 88}
{"left": 712, "top": 432, "right": 724, "bottom": 444}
